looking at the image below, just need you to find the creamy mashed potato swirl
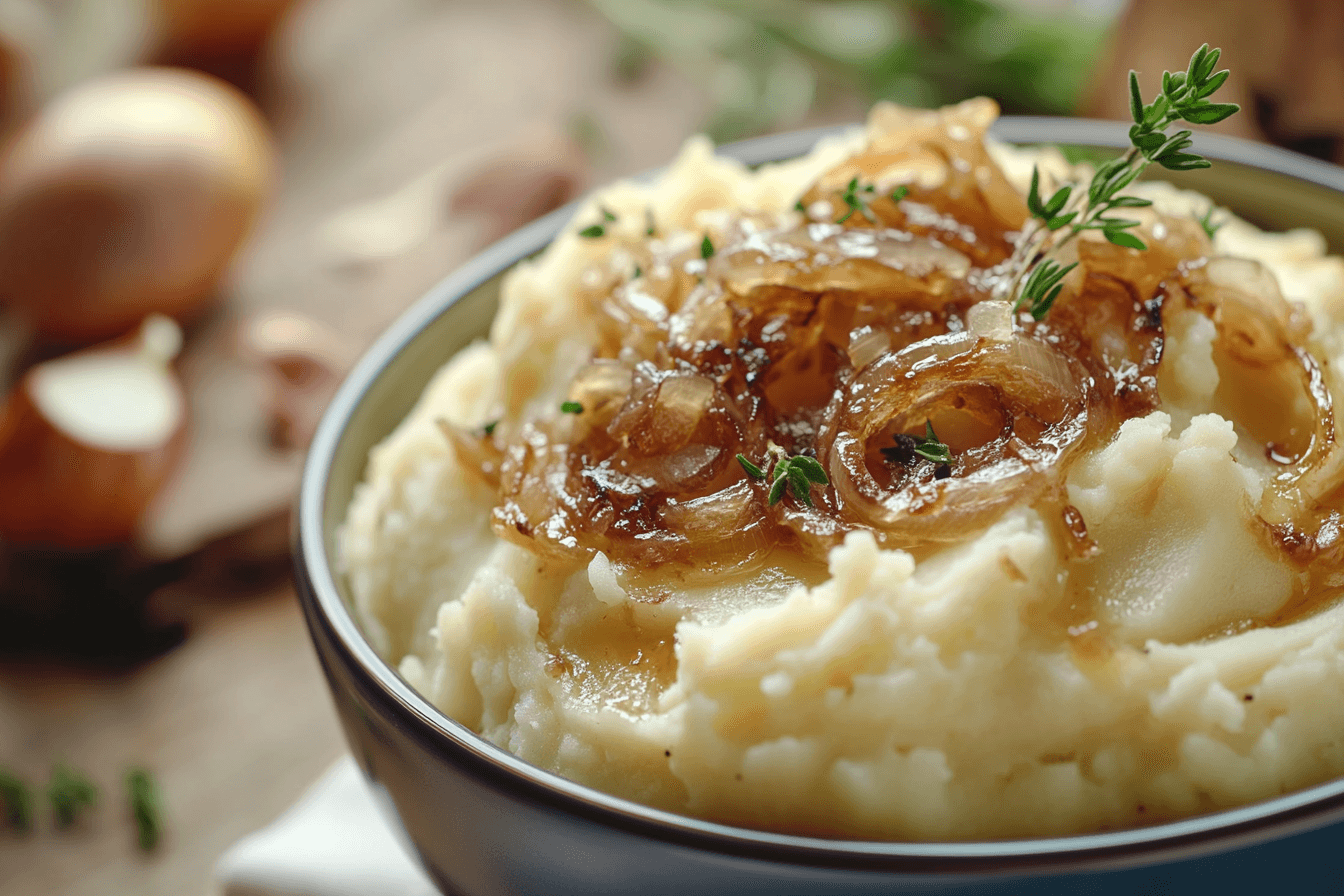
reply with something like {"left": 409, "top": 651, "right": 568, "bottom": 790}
{"left": 341, "top": 100, "right": 1344, "bottom": 840}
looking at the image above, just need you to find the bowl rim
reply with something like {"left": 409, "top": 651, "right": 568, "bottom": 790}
{"left": 297, "top": 115, "right": 1344, "bottom": 874}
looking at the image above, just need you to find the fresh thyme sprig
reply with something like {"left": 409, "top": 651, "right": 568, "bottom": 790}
{"left": 738, "top": 450, "right": 828, "bottom": 506}
{"left": 1016, "top": 259, "right": 1078, "bottom": 321}
{"left": 1010, "top": 44, "right": 1239, "bottom": 319}
{"left": 767, "top": 454, "right": 828, "bottom": 507}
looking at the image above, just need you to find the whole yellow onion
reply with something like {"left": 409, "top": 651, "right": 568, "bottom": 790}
{"left": 0, "top": 66, "right": 275, "bottom": 342}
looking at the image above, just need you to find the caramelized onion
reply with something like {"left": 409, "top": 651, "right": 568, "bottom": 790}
{"left": 821, "top": 335, "right": 1087, "bottom": 544}
{"left": 1164, "top": 258, "right": 1343, "bottom": 570}
{"left": 476, "top": 104, "right": 1341, "bottom": 604}
{"left": 437, "top": 418, "right": 503, "bottom": 488}
{"left": 714, "top": 224, "right": 972, "bottom": 301}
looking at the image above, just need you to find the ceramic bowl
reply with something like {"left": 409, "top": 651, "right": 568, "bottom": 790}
{"left": 295, "top": 118, "right": 1344, "bottom": 896}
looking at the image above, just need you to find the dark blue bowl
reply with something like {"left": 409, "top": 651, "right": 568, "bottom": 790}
{"left": 296, "top": 118, "right": 1344, "bottom": 895}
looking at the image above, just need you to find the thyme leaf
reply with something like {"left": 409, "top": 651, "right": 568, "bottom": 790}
{"left": 767, "top": 454, "right": 828, "bottom": 507}
{"left": 912, "top": 421, "right": 953, "bottom": 464}
{"left": 1197, "top": 206, "right": 1224, "bottom": 239}
{"left": 881, "top": 421, "right": 955, "bottom": 470}
{"left": 736, "top": 454, "right": 764, "bottom": 479}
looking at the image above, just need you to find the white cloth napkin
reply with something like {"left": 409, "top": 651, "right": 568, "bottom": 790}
{"left": 213, "top": 757, "right": 439, "bottom": 896}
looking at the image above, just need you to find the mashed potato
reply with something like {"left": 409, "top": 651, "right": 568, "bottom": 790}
{"left": 340, "top": 100, "right": 1344, "bottom": 840}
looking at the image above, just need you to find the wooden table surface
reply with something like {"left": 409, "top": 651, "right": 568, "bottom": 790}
{"left": 0, "top": 586, "right": 345, "bottom": 896}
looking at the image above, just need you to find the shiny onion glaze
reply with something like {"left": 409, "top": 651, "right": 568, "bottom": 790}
{"left": 457, "top": 101, "right": 1343, "bottom": 596}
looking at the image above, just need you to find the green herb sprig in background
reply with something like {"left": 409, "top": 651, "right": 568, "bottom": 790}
{"left": 48, "top": 764, "right": 98, "bottom": 830}
{"left": 126, "top": 768, "right": 162, "bottom": 852}
{"left": 1, "top": 763, "right": 163, "bottom": 851}
{"left": 0, "top": 768, "right": 33, "bottom": 833}
{"left": 1011, "top": 44, "right": 1239, "bottom": 319}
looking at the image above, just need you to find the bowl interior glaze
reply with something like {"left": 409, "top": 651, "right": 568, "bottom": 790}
{"left": 301, "top": 117, "right": 1344, "bottom": 873}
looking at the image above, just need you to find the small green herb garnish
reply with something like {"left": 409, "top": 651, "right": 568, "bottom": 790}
{"left": 793, "top": 198, "right": 807, "bottom": 214}
{"left": 767, "top": 455, "right": 828, "bottom": 507}
{"left": 836, "top": 179, "right": 907, "bottom": 224}
{"left": 578, "top": 224, "right": 606, "bottom": 239}
{"left": 1010, "top": 44, "right": 1239, "bottom": 317}
{"left": 560, "top": 401, "right": 583, "bottom": 414}
{"left": 700, "top": 235, "right": 715, "bottom": 259}
{"left": 633, "top": 264, "right": 642, "bottom": 278}
{"left": 1016, "top": 258, "right": 1079, "bottom": 320}
{"left": 0, "top": 768, "right": 33, "bottom": 833}
{"left": 836, "top": 176, "right": 877, "bottom": 224}
{"left": 125, "top": 768, "right": 162, "bottom": 851}
{"left": 482, "top": 420, "right": 498, "bottom": 436}
{"left": 601, "top": 207, "right": 617, "bottom": 222}
{"left": 912, "top": 421, "right": 952, "bottom": 464}
{"left": 881, "top": 421, "right": 954, "bottom": 472}
{"left": 736, "top": 453, "right": 764, "bottom": 479}
{"left": 48, "top": 764, "right": 98, "bottom": 830}
{"left": 645, "top": 208, "right": 656, "bottom": 237}
{"left": 1197, "top": 206, "right": 1223, "bottom": 240}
